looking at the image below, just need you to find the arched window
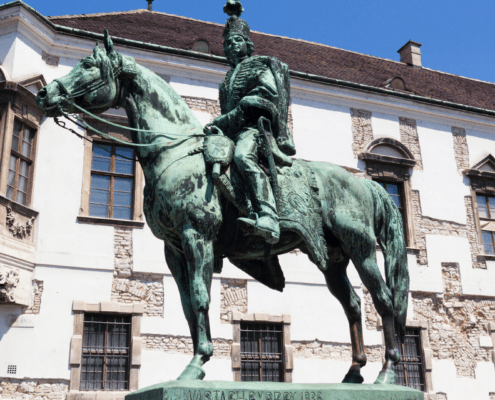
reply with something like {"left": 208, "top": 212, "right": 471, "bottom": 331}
{"left": 359, "top": 138, "right": 416, "bottom": 247}
{"left": 193, "top": 39, "right": 210, "bottom": 54}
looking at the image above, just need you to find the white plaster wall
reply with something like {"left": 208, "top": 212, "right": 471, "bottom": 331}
{"left": 0, "top": 32, "right": 17, "bottom": 77}
{"left": 291, "top": 97, "right": 357, "bottom": 169}
{"left": 170, "top": 76, "right": 220, "bottom": 101}
{"left": 411, "top": 120, "right": 470, "bottom": 224}
{"left": 431, "top": 360, "right": 495, "bottom": 400}
{"left": 0, "top": 266, "right": 113, "bottom": 379}
{"left": 466, "top": 128, "right": 495, "bottom": 167}
{"left": 371, "top": 112, "right": 401, "bottom": 142}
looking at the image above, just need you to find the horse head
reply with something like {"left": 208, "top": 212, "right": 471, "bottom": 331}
{"left": 36, "top": 30, "right": 137, "bottom": 117}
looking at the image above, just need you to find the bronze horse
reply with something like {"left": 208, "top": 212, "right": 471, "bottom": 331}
{"left": 36, "top": 31, "right": 409, "bottom": 384}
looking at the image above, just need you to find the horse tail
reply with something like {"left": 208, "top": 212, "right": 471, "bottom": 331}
{"left": 362, "top": 179, "right": 409, "bottom": 341}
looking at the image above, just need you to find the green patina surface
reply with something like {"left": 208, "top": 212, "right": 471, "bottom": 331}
{"left": 126, "top": 381, "right": 423, "bottom": 400}
{"left": 36, "top": 0, "right": 410, "bottom": 387}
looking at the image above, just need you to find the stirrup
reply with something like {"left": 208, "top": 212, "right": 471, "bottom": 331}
{"left": 238, "top": 215, "right": 280, "bottom": 244}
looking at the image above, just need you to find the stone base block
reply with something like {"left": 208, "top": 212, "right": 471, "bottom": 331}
{"left": 126, "top": 380, "right": 423, "bottom": 400}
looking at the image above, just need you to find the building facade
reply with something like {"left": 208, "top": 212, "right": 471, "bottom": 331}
{"left": 0, "top": 2, "right": 495, "bottom": 400}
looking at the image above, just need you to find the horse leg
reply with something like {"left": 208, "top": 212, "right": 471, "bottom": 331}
{"left": 176, "top": 224, "right": 214, "bottom": 380}
{"left": 349, "top": 240, "right": 399, "bottom": 384}
{"left": 322, "top": 250, "right": 366, "bottom": 384}
{"left": 164, "top": 245, "right": 199, "bottom": 366}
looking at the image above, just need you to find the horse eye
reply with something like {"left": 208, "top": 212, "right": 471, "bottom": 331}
{"left": 83, "top": 62, "right": 93, "bottom": 69}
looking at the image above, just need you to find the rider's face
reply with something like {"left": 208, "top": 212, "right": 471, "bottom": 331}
{"left": 225, "top": 34, "right": 248, "bottom": 60}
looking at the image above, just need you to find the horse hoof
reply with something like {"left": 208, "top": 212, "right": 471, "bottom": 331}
{"left": 342, "top": 371, "right": 364, "bottom": 384}
{"left": 374, "top": 370, "right": 397, "bottom": 385}
{"left": 177, "top": 364, "right": 206, "bottom": 380}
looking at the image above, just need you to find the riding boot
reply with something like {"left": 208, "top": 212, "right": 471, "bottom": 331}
{"left": 237, "top": 172, "right": 280, "bottom": 244}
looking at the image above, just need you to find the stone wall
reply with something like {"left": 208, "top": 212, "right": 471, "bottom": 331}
{"left": 111, "top": 273, "right": 164, "bottom": 317}
{"left": 0, "top": 379, "right": 69, "bottom": 400}
{"left": 465, "top": 196, "right": 486, "bottom": 269}
{"left": 399, "top": 117, "right": 423, "bottom": 170}
{"left": 362, "top": 286, "right": 380, "bottom": 331}
{"left": 142, "top": 334, "right": 232, "bottom": 358}
{"left": 489, "top": 393, "right": 495, "bottom": 400}
{"left": 292, "top": 340, "right": 383, "bottom": 363}
{"left": 350, "top": 109, "right": 373, "bottom": 158}
{"left": 114, "top": 227, "right": 132, "bottom": 278}
{"left": 182, "top": 96, "right": 222, "bottom": 122}
{"left": 451, "top": 127, "right": 470, "bottom": 173}
{"left": 220, "top": 279, "right": 247, "bottom": 323}
{"left": 412, "top": 263, "right": 495, "bottom": 379}
{"left": 23, "top": 280, "right": 43, "bottom": 315}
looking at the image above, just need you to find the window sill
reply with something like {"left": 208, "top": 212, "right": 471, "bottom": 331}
{"left": 0, "top": 194, "right": 38, "bottom": 218}
{"left": 67, "top": 391, "right": 129, "bottom": 400}
{"left": 477, "top": 254, "right": 495, "bottom": 261}
{"left": 77, "top": 215, "right": 145, "bottom": 229}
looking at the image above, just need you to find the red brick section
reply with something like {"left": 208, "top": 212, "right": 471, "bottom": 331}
{"left": 50, "top": 10, "right": 495, "bottom": 111}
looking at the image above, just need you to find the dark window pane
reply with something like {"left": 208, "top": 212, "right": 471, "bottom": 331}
{"left": 7, "top": 169, "right": 15, "bottom": 187}
{"left": 16, "top": 192, "right": 26, "bottom": 205}
{"left": 115, "top": 160, "right": 133, "bottom": 175}
{"left": 482, "top": 231, "right": 495, "bottom": 255}
{"left": 114, "top": 178, "right": 133, "bottom": 193}
{"left": 90, "top": 189, "right": 110, "bottom": 205}
{"left": 18, "top": 176, "right": 28, "bottom": 193}
{"left": 116, "top": 147, "right": 134, "bottom": 160}
{"left": 6, "top": 185, "right": 14, "bottom": 200}
{"left": 91, "top": 175, "right": 110, "bottom": 190}
{"left": 12, "top": 120, "right": 21, "bottom": 151}
{"left": 90, "top": 204, "right": 109, "bottom": 218}
{"left": 488, "top": 197, "right": 495, "bottom": 218}
{"left": 386, "top": 183, "right": 399, "bottom": 196}
{"left": 113, "top": 191, "right": 132, "bottom": 207}
{"left": 113, "top": 207, "right": 132, "bottom": 220}
{"left": 19, "top": 160, "right": 29, "bottom": 178}
{"left": 477, "top": 195, "right": 489, "bottom": 218}
{"left": 92, "top": 144, "right": 112, "bottom": 172}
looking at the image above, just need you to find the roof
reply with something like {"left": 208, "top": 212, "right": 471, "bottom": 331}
{"left": 27, "top": 6, "right": 495, "bottom": 114}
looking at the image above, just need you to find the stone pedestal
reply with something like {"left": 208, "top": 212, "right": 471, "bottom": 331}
{"left": 126, "top": 380, "right": 423, "bottom": 400}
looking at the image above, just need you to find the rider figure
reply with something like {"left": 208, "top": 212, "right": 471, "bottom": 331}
{"left": 210, "top": 1, "right": 296, "bottom": 245}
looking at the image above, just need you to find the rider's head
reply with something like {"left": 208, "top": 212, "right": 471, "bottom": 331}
{"left": 223, "top": 33, "right": 254, "bottom": 62}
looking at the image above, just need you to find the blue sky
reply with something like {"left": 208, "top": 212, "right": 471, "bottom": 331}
{"left": 21, "top": 0, "right": 495, "bottom": 83}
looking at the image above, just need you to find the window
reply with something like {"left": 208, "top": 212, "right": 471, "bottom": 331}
{"left": 81, "top": 313, "right": 131, "bottom": 391}
{"left": 240, "top": 322, "right": 284, "bottom": 382}
{"left": 90, "top": 144, "right": 135, "bottom": 220}
{"left": 359, "top": 138, "right": 417, "bottom": 248}
{"left": 375, "top": 180, "right": 407, "bottom": 236}
{"left": 476, "top": 195, "right": 495, "bottom": 255}
{"left": 78, "top": 119, "right": 145, "bottom": 228}
{"left": 7, "top": 119, "right": 35, "bottom": 205}
{"left": 393, "top": 328, "right": 426, "bottom": 392}
{"left": 193, "top": 39, "right": 210, "bottom": 53}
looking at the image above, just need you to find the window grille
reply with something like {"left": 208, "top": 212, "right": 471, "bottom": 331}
{"left": 80, "top": 314, "right": 131, "bottom": 391}
{"left": 240, "top": 322, "right": 284, "bottom": 382}
{"left": 7, "top": 365, "right": 16, "bottom": 374}
{"left": 393, "top": 328, "right": 426, "bottom": 392}
{"left": 90, "top": 144, "right": 135, "bottom": 220}
{"left": 7, "top": 119, "right": 35, "bottom": 205}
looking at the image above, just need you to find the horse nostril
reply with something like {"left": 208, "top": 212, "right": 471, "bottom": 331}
{"left": 38, "top": 87, "right": 47, "bottom": 99}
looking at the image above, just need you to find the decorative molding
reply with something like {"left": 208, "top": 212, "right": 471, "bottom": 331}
{"left": 6, "top": 205, "right": 35, "bottom": 238}
{"left": 72, "top": 300, "right": 144, "bottom": 314}
{"left": 0, "top": 195, "right": 39, "bottom": 219}
{"left": 41, "top": 50, "right": 59, "bottom": 67}
{"left": 0, "top": 268, "right": 19, "bottom": 303}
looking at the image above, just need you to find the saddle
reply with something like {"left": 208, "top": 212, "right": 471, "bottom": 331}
{"left": 204, "top": 133, "right": 328, "bottom": 291}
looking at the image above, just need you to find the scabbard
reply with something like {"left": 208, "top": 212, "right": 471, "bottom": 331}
{"left": 257, "top": 116, "right": 281, "bottom": 210}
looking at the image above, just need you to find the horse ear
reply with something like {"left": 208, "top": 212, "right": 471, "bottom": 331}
{"left": 104, "top": 30, "right": 115, "bottom": 55}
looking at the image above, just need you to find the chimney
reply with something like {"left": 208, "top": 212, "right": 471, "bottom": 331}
{"left": 397, "top": 40, "right": 422, "bottom": 67}
{"left": 147, "top": 0, "right": 154, "bottom": 11}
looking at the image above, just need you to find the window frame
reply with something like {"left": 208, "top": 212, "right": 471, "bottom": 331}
{"left": 473, "top": 193, "right": 495, "bottom": 255}
{"left": 393, "top": 327, "right": 427, "bottom": 392}
{"left": 89, "top": 143, "right": 136, "bottom": 221}
{"left": 0, "top": 84, "right": 41, "bottom": 210}
{"left": 231, "top": 313, "right": 293, "bottom": 383}
{"left": 359, "top": 138, "right": 417, "bottom": 248}
{"left": 69, "top": 301, "right": 143, "bottom": 400}
{"left": 78, "top": 116, "right": 145, "bottom": 229}
{"left": 80, "top": 313, "right": 132, "bottom": 391}
{"left": 373, "top": 179, "right": 408, "bottom": 243}
{"left": 6, "top": 118, "right": 37, "bottom": 206}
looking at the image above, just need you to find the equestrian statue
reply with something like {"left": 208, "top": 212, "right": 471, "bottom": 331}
{"left": 36, "top": 0, "right": 409, "bottom": 386}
